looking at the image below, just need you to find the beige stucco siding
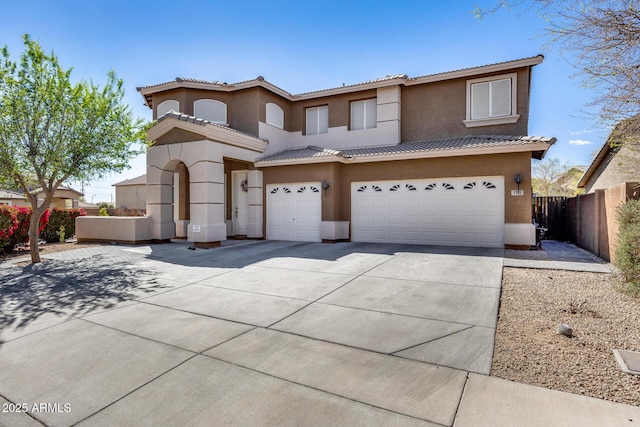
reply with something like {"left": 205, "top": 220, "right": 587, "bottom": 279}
{"left": 152, "top": 88, "right": 261, "bottom": 137}
{"left": 115, "top": 185, "right": 147, "bottom": 210}
{"left": 401, "top": 68, "right": 530, "bottom": 142}
{"left": 584, "top": 146, "right": 640, "bottom": 193}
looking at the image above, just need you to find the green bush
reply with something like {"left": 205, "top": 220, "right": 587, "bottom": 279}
{"left": 615, "top": 199, "right": 640, "bottom": 293}
{"left": 40, "top": 208, "right": 86, "bottom": 243}
{"left": 99, "top": 207, "right": 109, "bottom": 216}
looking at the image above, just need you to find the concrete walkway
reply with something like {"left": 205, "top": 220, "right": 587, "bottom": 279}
{"left": 504, "top": 240, "right": 614, "bottom": 273}
{"left": 0, "top": 241, "right": 637, "bottom": 426}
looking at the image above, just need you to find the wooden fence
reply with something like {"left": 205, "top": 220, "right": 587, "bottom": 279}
{"left": 532, "top": 196, "right": 568, "bottom": 241}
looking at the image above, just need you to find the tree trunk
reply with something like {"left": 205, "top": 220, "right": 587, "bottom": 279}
{"left": 29, "top": 208, "right": 43, "bottom": 263}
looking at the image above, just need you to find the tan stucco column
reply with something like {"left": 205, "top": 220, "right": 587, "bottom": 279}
{"left": 146, "top": 148, "right": 176, "bottom": 241}
{"left": 186, "top": 145, "right": 226, "bottom": 247}
{"left": 247, "top": 169, "right": 263, "bottom": 238}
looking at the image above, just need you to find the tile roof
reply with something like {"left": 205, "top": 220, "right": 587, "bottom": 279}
{"left": 0, "top": 189, "right": 25, "bottom": 199}
{"left": 257, "top": 135, "right": 556, "bottom": 163}
{"left": 295, "top": 74, "right": 408, "bottom": 97}
{"left": 113, "top": 174, "right": 147, "bottom": 187}
{"left": 138, "top": 55, "right": 544, "bottom": 105}
{"left": 156, "top": 111, "right": 267, "bottom": 141}
{"left": 407, "top": 55, "right": 544, "bottom": 82}
{"left": 256, "top": 146, "right": 345, "bottom": 162}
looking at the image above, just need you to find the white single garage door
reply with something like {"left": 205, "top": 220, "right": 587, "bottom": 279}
{"left": 351, "top": 176, "right": 505, "bottom": 248}
{"left": 267, "top": 182, "right": 322, "bottom": 242}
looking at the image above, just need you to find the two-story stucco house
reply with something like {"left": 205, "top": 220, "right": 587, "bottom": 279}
{"left": 137, "top": 55, "right": 555, "bottom": 249}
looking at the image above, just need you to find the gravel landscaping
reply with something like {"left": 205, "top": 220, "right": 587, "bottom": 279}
{"left": 493, "top": 267, "right": 640, "bottom": 406}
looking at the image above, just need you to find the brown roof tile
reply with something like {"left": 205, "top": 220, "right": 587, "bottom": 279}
{"left": 257, "top": 135, "right": 556, "bottom": 162}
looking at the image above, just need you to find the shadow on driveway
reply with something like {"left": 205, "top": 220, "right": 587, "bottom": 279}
{"left": 0, "top": 255, "right": 166, "bottom": 346}
{"left": 146, "top": 240, "right": 504, "bottom": 268}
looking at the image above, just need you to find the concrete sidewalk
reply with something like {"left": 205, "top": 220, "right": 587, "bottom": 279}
{"left": 504, "top": 240, "right": 614, "bottom": 273}
{"left": 0, "top": 241, "right": 637, "bottom": 426}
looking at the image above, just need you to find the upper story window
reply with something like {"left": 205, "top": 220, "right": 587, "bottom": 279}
{"left": 464, "top": 73, "right": 519, "bottom": 128}
{"left": 306, "top": 105, "right": 328, "bottom": 135}
{"left": 157, "top": 100, "right": 179, "bottom": 118}
{"left": 351, "top": 99, "right": 377, "bottom": 131}
{"left": 194, "top": 99, "right": 227, "bottom": 124}
{"left": 266, "top": 103, "right": 284, "bottom": 129}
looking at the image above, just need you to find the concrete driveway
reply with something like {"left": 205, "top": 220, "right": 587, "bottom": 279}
{"left": 1, "top": 241, "right": 638, "bottom": 426}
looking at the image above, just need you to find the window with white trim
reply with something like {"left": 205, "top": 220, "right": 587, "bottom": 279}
{"left": 157, "top": 100, "right": 179, "bottom": 118}
{"left": 350, "top": 99, "right": 377, "bottom": 130}
{"left": 266, "top": 103, "right": 284, "bottom": 129}
{"left": 194, "top": 99, "right": 227, "bottom": 124}
{"left": 464, "top": 73, "right": 519, "bottom": 127}
{"left": 305, "top": 105, "right": 328, "bottom": 135}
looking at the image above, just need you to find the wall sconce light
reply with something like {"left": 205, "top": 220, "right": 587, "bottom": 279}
{"left": 514, "top": 173, "right": 523, "bottom": 191}
{"left": 322, "top": 180, "right": 330, "bottom": 191}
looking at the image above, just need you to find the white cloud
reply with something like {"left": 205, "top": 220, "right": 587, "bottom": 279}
{"left": 569, "top": 139, "right": 593, "bottom": 146}
{"left": 570, "top": 129, "right": 593, "bottom": 135}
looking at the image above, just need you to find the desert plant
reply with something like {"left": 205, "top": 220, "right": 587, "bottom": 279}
{"left": 615, "top": 199, "right": 640, "bottom": 294}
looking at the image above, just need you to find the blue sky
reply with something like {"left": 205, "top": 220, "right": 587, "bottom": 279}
{"left": 1, "top": 0, "right": 607, "bottom": 203}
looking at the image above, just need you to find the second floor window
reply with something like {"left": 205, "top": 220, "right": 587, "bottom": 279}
{"left": 194, "top": 99, "right": 227, "bottom": 124}
{"left": 351, "top": 99, "right": 377, "bottom": 130}
{"left": 266, "top": 103, "right": 284, "bottom": 129}
{"left": 306, "top": 105, "right": 328, "bottom": 135}
{"left": 157, "top": 100, "right": 179, "bottom": 118}
{"left": 470, "top": 78, "right": 511, "bottom": 119}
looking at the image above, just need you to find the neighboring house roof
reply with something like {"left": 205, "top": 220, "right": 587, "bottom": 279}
{"left": 577, "top": 140, "right": 616, "bottom": 189}
{"left": 138, "top": 55, "right": 544, "bottom": 108}
{"left": 0, "top": 189, "right": 25, "bottom": 199}
{"left": 256, "top": 135, "right": 556, "bottom": 166}
{"left": 78, "top": 201, "right": 99, "bottom": 209}
{"left": 577, "top": 115, "right": 640, "bottom": 189}
{"left": 33, "top": 185, "right": 83, "bottom": 197}
{"left": 113, "top": 174, "right": 147, "bottom": 187}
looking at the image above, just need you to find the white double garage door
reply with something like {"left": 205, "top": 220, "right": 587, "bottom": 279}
{"left": 266, "top": 176, "right": 505, "bottom": 248}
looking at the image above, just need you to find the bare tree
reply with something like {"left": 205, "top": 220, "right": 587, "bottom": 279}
{"left": 532, "top": 157, "right": 582, "bottom": 196}
{"left": 475, "top": 1, "right": 640, "bottom": 143}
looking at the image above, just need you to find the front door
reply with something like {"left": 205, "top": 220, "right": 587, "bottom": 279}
{"left": 232, "top": 170, "right": 249, "bottom": 236}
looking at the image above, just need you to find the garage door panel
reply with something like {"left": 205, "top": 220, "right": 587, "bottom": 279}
{"left": 267, "top": 182, "right": 322, "bottom": 242}
{"left": 352, "top": 177, "right": 504, "bottom": 248}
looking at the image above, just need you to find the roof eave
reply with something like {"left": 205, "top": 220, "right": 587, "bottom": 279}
{"left": 577, "top": 142, "right": 612, "bottom": 188}
{"left": 256, "top": 141, "right": 554, "bottom": 167}
{"left": 406, "top": 55, "right": 544, "bottom": 86}
{"left": 147, "top": 116, "right": 268, "bottom": 153}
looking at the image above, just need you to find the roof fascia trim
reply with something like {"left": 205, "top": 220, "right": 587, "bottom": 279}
{"left": 405, "top": 56, "right": 544, "bottom": 86}
{"left": 148, "top": 118, "right": 268, "bottom": 153}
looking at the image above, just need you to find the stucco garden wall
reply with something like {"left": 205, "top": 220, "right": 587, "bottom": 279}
{"left": 76, "top": 216, "right": 151, "bottom": 244}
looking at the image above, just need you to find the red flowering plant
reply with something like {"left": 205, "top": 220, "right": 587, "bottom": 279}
{"left": 0, "top": 205, "right": 19, "bottom": 253}
{"left": 4, "top": 207, "right": 49, "bottom": 252}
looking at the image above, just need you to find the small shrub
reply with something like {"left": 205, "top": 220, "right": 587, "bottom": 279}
{"left": 615, "top": 199, "right": 640, "bottom": 293}
{"left": 99, "top": 207, "right": 109, "bottom": 216}
{"left": 40, "top": 208, "right": 86, "bottom": 242}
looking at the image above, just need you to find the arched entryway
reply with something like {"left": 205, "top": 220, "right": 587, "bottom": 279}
{"left": 146, "top": 139, "right": 265, "bottom": 247}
